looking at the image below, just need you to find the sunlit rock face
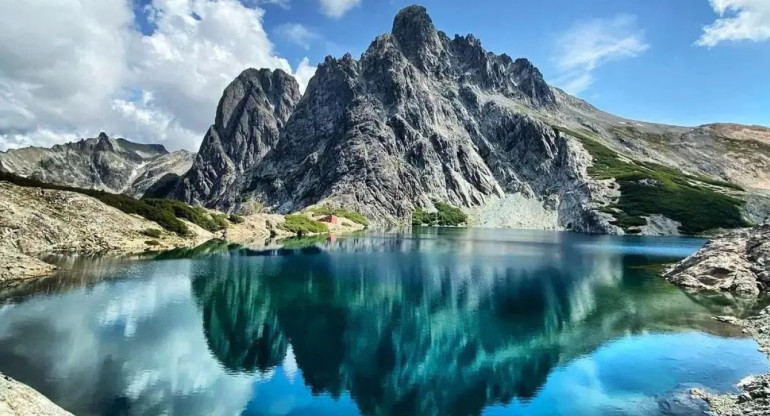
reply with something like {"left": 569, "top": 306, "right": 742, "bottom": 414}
{"left": 189, "top": 231, "right": 726, "bottom": 416}
{"left": 0, "top": 133, "right": 194, "bottom": 198}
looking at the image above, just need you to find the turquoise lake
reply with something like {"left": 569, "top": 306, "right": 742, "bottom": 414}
{"left": 0, "top": 228, "right": 767, "bottom": 416}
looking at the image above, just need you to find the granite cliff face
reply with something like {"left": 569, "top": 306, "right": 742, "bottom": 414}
{"left": 167, "top": 68, "right": 301, "bottom": 208}
{"left": 0, "top": 133, "right": 194, "bottom": 198}
{"left": 167, "top": 6, "right": 615, "bottom": 232}
{"left": 168, "top": 5, "right": 769, "bottom": 233}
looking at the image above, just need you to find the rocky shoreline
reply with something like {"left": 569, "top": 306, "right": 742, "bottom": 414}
{"left": 691, "top": 309, "right": 770, "bottom": 415}
{"left": 663, "top": 222, "right": 770, "bottom": 296}
{"left": 0, "top": 373, "right": 73, "bottom": 416}
{"left": 663, "top": 221, "right": 770, "bottom": 414}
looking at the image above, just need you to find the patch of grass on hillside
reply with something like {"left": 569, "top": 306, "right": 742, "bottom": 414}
{"left": 308, "top": 206, "right": 369, "bottom": 227}
{"left": 553, "top": 126, "right": 750, "bottom": 235}
{"left": 143, "top": 199, "right": 229, "bottom": 232}
{"left": 0, "top": 171, "right": 230, "bottom": 236}
{"left": 412, "top": 201, "right": 468, "bottom": 226}
{"left": 282, "top": 214, "right": 329, "bottom": 236}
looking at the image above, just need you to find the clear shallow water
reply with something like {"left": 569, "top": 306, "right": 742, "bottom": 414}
{"left": 0, "top": 228, "right": 767, "bottom": 416}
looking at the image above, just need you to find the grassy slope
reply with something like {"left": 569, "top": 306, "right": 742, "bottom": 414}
{"left": 307, "top": 206, "right": 369, "bottom": 227}
{"left": 553, "top": 126, "right": 749, "bottom": 235}
{"left": 0, "top": 171, "right": 229, "bottom": 236}
{"left": 282, "top": 214, "right": 329, "bottom": 235}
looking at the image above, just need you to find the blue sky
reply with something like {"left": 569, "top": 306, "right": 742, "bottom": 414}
{"left": 1, "top": 0, "right": 768, "bottom": 151}
{"left": 255, "top": 0, "right": 770, "bottom": 127}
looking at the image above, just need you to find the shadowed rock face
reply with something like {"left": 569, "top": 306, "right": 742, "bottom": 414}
{"left": 169, "top": 68, "right": 301, "bottom": 208}
{"left": 236, "top": 5, "right": 607, "bottom": 231}
{"left": 0, "top": 133, "right": 194, "bottom": 198}
{"left": 167, "top": 5, "right": 769, "bottom": 233}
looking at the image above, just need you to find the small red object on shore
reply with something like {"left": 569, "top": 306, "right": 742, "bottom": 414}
{"left": 321, "top": 215, "right": 339, "bottom": 225}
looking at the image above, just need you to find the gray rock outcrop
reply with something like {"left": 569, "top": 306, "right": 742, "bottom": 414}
{"left": 168, "top": 68, "right": 301, "bottom": 208}
{"left": 0, "top": 133, "right": 194, "bottom": 198}
{"left": 166, "top": 5, "right": 614, "bottom": 231}
{"left": 0, "top": 373, "right": 73, "bottom": 416}
{"left": 663, "top": 222, "right": 770, "bottom": 296}
{"left": 165, "top": 5, "right": 768, "bottom": 233}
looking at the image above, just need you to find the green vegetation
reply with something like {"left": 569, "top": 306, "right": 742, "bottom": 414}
{"left": 0, "top": 171, "right": 230, "bottom": 236}
{"left": 553, "top": 126, "right": 750, "bottom": 235}
{"left": 308, "top": 206, "right": 369, "bottom": 227}
{"left": 141, "top": 229, "right": 163, "bottom": 239}
{"left": 412, "top": 201, "right": 468, "bottom": 226}
{"left": 145, "top": 240, "right": 161, "bottom": 246}
{"left": 282, "top": 214, "right": 329, "bottom": 236}
{"left": 141, "top": 199, "right": 230, "bottom": 233}
{"left": 229, "top": 214, "right": 245, "bottom": 224}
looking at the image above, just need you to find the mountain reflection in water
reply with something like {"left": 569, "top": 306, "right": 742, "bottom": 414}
{"left": 0, "top": 229, "right": 767, "bottom": 416}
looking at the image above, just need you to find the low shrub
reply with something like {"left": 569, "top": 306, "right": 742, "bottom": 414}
{"left": 412, "top": 201, "right": 467, "bottom": 226}
{"left": 282, "top": 214, "right": 329, "bottom": 236}
{"left": 145, "top": 240, "right": 161, "bottom": 246}
{"left": 229, "top": 214, "right": 246, "bottom": 224}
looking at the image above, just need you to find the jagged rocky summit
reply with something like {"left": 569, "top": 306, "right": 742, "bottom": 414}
{"left": 138, "top": 6, "right": 770, "bottom": 233}
{"left": 0, "top": 133, "right": 194, "bottom": 198}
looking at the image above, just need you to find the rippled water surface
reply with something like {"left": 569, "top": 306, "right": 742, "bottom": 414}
{"left": 0, "top": 228, "right": 767, "bottom": 416}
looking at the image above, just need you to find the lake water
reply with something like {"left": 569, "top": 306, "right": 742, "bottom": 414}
{"left": 0, "top": 228, "right": 768, "bottom": 416}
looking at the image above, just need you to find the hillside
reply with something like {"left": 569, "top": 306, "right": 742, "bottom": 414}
{"left": 0, "top": 132, "right": 194, "bottom": 198}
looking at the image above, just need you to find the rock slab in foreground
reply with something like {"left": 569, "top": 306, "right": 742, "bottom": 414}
{"left": 0, "top": 373, "right": 73, "bottom": 416}
{"left": 663, "top": 222, "right": 770, "bottom": 296}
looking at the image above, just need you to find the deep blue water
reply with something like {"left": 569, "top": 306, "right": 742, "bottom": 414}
{"left": 0, "top": 228, "right": 767, "bottom": 416}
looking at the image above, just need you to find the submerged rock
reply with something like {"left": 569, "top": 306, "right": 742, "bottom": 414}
{"left": 663, "top": 222, "right": 770, "bottom": 296}
{"left": 691, "top": 306, "right": 770, "bottom": 415}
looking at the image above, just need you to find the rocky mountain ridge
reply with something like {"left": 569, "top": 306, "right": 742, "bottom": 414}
{"left": 0, "top": 133, "right": 194, "bottom": 198}
{"left": 7, "top": 5, "right": 768, "bottom": 235}
{"left": 163, "top": 5, "right": 769, "bottom": 234}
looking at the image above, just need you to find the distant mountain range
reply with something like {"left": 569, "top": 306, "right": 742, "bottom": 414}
{"left": 4, "top": 5, "right": 769, "bottom": 235}
{"left": 0, "top": 132, "right": 194, "bottom": 198}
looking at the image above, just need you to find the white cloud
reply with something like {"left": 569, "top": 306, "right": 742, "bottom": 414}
{"left": 274, "top": 23, "right": 320, "bottom": 50}
{"left": 243, "top": 0, "right": 291, "bottom": 9}
{"left": 0, "top": 0, "right": 316, "bottom": 152}
{"left": 552, "top": 15, "right": 649, "bottom": 95}
{"left": 293, "top": 58, "right": 318, "bottom": 93}
{"left": 319, "top": 0, "right": 360, "bottom": 18}
{"left": 696, "top": 0, "right": 770, "bottom": 47}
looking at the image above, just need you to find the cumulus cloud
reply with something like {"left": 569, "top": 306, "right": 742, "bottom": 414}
{"left": 294, "top": 58, "right": 319, "bottom": 93}
{"left": 552, "top": 15, "right": 649, "bottom": 95}
{"left": 0, "top": 0, "right": 317, "bottom": 152}
{"left": 274, "top": 23, "right": 320, "bottom": 50}
{"left": 696, "top": 0, "right": 770, "bottom": 47}
{"left": 319, "top": 0, "right": 361, "bottom": 18}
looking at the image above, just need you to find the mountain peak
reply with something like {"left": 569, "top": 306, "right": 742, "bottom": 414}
{"left": 391, "top": 5, "right": 443, "bottom": 69}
